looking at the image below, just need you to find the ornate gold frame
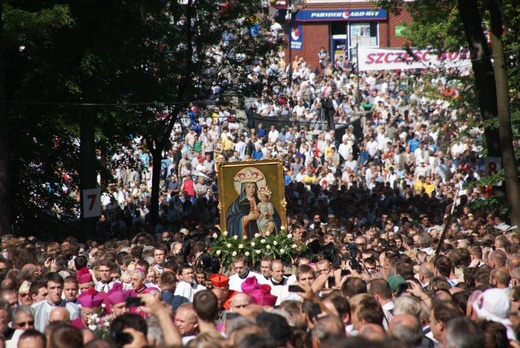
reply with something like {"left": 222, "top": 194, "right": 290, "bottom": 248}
{"left": 217, "top": 159, "right": 287, "bottom": 236}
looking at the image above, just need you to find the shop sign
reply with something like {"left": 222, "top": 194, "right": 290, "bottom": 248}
{"left": 294, "top": 9, "right": 387, "bottom": 22}
{"left": 290, "top": 24, "right": 303, "bottom": 51}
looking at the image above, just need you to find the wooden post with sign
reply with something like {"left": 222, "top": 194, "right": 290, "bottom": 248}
{"left": 82, "top": 188, "right": 101, "bottom": 219}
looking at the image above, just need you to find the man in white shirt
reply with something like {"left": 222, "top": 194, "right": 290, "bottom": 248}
{"left": 235, "top": 136, "right": 247, "bottom": 160}
{"left": 257, "top": 256, "right": 273, "bottom": 285}
{"left": 269, "top": 260, "right": 289, "bottom": 286}
{"left": 228, "top": 255, "right": 261, "bottom": 292}
{"left": 293, "top": 99, "right": 306, "bottom": 118}
{"left": 343, "top": 153, "right": 358, "bottom": 172}
{"left": 175, "top": 265, "right": 196, "bottom": 302}
{"left": 268, "top": 126, "right": 279, "bottom": 144}
{"left": 366, "top": 136, "right": 379, "bottom": 160}
{"left": 32, "top": 273, "right": 80, "bottom": 332}
{"left": 152, "top": 246, "right": 167, "bottom": 274}
{"left": 94, "top": 260, "right": 119, "bottom": 293}
{"left": 338, "top": 137, "right": 353, "bottom": 161}
{"left": 367, "top": 278, "right": 394, "bottom": 330}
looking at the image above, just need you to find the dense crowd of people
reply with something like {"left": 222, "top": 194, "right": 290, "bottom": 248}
{"left": 1, "top": 32, "right": 519, "bottom": 348}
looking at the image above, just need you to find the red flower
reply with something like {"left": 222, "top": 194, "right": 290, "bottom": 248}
{"left": 259, "top": 284, "right": 271, "bottom": 294}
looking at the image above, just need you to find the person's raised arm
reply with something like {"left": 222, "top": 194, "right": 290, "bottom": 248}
{"left": 139, "top": 293, "right": 181, "bottom": 346}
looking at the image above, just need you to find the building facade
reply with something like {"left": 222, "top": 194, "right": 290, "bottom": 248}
{"left": 272, "top": 0, "right": 413, "bottom": 70}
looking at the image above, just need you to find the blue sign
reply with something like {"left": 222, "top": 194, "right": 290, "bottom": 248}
{"left": 290, "top": 24, "right": 303, "bottom": 51}
{"left": 248, "top": 23, "right": 259, "bottom": 37}
{"left": 294, "top": 9, "right": 387, "bottom": 22}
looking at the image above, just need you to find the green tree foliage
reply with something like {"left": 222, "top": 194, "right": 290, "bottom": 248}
{"left": 379, "top": 0, "right": 520, "bottom": 223}
{"left": 1, "top": 0, "right": 275, "bottom": 237}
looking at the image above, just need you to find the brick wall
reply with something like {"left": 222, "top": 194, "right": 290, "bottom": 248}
{"left": 387, "top": 7, "right": 413, "bottom": 47}
{"left": 298, "top": 23, "right": 329, "bottom": 70}
{"left": 282, "top": 4, "right": 414, "bottom": 68}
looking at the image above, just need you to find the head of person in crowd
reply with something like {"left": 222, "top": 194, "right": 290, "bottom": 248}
{"left": 367, "top": 278, "right": 393, "bottom": 307}
{"left": 349, "top": 293, "right": 384, "bottom": 332}
{"left": 18, "top": 329, "right": 46, "bottom": 348}
{"left": 230, "top": 292, "right": 251, "bottom": 312}
{"left": 77, "top": 269, "right": 94, "bottom": 294}
{"left": 174, "top": 303, "right": 199, "bottom": 337}
{"left": 12, "top": 305, "right": 35, "bottom": 330}
{"left": 135, "top": 260, "right": 150, "bottom": 276}
{"left": 130, "top": 269, "right": 147, "bottom": 294}
{"left": 158, "top": 271, "right": 177, "bottom": 292}
{"left": 193, "top": 290, "right": 219, "bottom": 328}
{"left": 260, "top": 256, "right": 272, "bottom": 280}
{"left": 322, "top": 293, "right": 351, "bottom": 328}
{"left": 445, "top": 317, "right": 485, "bottom": 348}
{"left": 429, "top": 300, "right": 463, "bottom": 345}
{"left": 418, "top": 262, "right": 435, "bottom": 287}
{"left": 45, "top": 272, "right": 65, "bottom": 306}
{"left": 295, "top": 264, "right": 316, "bottom": 287}
{"left": 177, "top": 265, "right": 195, "bottom": 285}
{"left": 146, "top": 268, "right": 158, "bottom": 285}
{"left": 110, "top": 314, "right": 148, "bottom": 348}
{"left": 49, "top": 307, "right": 71, "bottom": 323}
{"left": 195, "top": 267, "right": 206, "bottom": 286}
{"left": 162, "top": 260, "right": 178, "bottom": 275}
{"left": 18, "top": 280, "right": 33, "bottom": 306}
{"left": 210, "top": 274, "right": 230, "bottom": 299}
{"left": 480, "top": 320, "right": 509, "bottom": 348}
{"left": 63, "top": 276, "right": 79, "bottom": 303}
{"left": 316, "top": 259, "right": 332, "bottom": 277}
{"left": 77, "top": 289, "right": 104, "bottom": 325}
{"left": 256, "top": 312, "right": 293, "bottom": 348}
{"left": 270, "top": 260, "right": 286, "bottom": 285}
{"left": 211, "top": 287, "right": 226, "bottom": 312}
{"left": 232, "top": 254, "right": 254, "bottom": 278}
{"left": 433, "top": 254, "right": 454, "bottom": 280}
{"left": 341, "top": 277, "right": 367, "bottom": 300}
{"left": 171, "top": 242, "right": 183, "bottom": 256}
{"left": 97, "top": 260, "right": 115, "bottom": 286}
{"left": 20, "top": 263, "right": 41, "bottom": 282}
{"left": 392, "top": 295, "right": 429, "bottom": 328}
{"left": 1, "top": 289, "right": 18, "bottom": 309}
{"left": 107, "top": 283, "right": 129, "bottom": 317}
{"left": 488, "top": 249, "right": 507, "bottom": 269}
{"left": 0, "top": 299, "right": 11, "bottom": 337}
{"left": 153, "top": 245, "right": 167, "bottom": 267}
{"left": 388, "top": 314, "right": 424, "bottom": 348}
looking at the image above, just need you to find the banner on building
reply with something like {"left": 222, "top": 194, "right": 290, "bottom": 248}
{"left": 290, "top": 24, "right": 303, "bottom": 51}
{"left": 357, "top": 47, "right": 472, "bottom": 71}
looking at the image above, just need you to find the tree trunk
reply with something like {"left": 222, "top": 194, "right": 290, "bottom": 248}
{"left": 147, "top": 112, "right": 178, "bottom": 227}
{"left": 0, "top": 5, "right": 12, "bottom": 235}
{"left": 80, "top": 0, "right": 106, "bottom": 238}
{"left": 488, "top": 0, "right": 520, "bottom": 226}
{"left": 457, "top": 0, "right": 501, "bottom": 157}
{"left": 80, "top": 106, "right": 98, "bottom": 238}
{"left": 149, "top": 147, "right": 163, "bottom": 227}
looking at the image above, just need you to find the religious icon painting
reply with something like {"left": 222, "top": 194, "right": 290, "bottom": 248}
{"left": 217, "top": 159, "right": 287, "bottom": 239}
